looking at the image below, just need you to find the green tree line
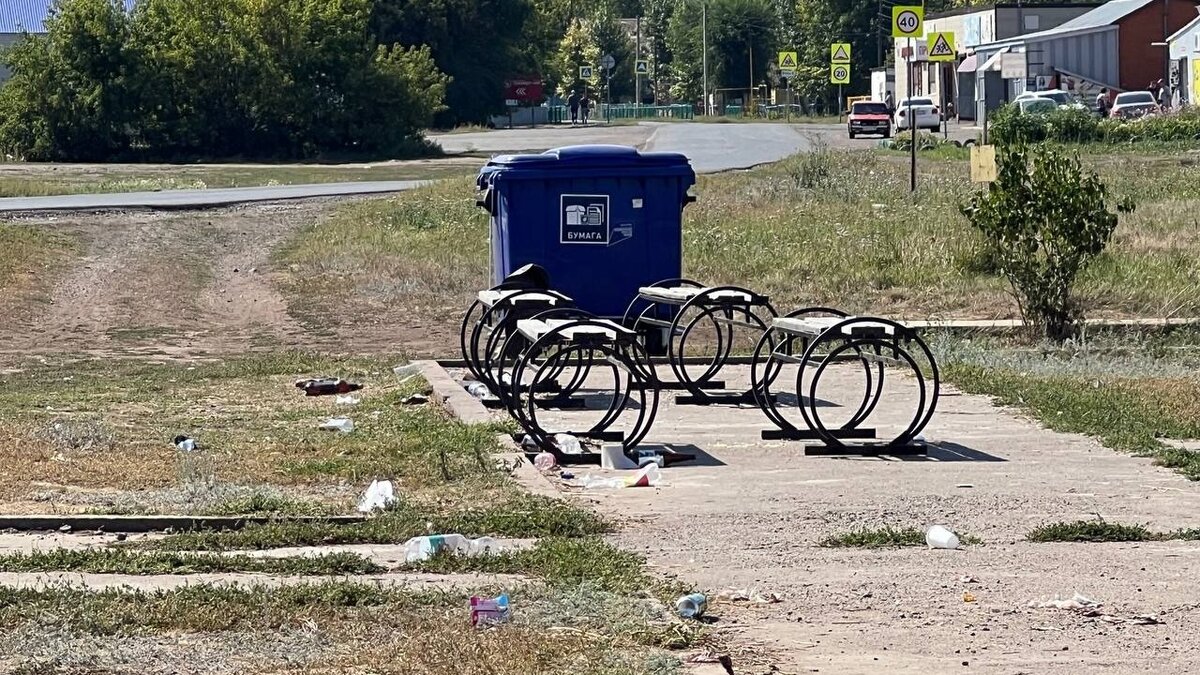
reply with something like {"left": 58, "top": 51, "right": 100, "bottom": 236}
{"left": 0, "top": 0, "right": 1069, "bottom": 160}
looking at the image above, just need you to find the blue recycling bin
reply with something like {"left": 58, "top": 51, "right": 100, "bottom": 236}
{"left": 476, "top": 145, "right": 696, "bottom": 318}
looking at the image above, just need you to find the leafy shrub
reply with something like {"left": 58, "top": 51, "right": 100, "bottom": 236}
{"left": 891, "top": 130, "right": 951, "bottom": 151}
{"left": 960, "top": 144, "right": 1134, "bottom": 341}
{"left": 989, "top": 102, "right": 1200, "bottom": 146}
{"left": 0, "top": 0, "right": 448, "bottom": 161}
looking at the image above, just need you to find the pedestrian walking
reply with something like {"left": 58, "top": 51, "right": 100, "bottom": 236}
{"left": 580, "top": 92, "right": 591, "bottom": 125}
{"left": 567, "top": 90, "right": 580, "bottom": 125}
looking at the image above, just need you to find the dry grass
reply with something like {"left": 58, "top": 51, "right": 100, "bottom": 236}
{"left": 0, "top": 161, "right": 475, "bottom": 198}
{"left": 278, "top": 148, "right": 1200, "bottom": 335}
{"left": 0, "top": 354, "right": 514, "bottom": 514}
{"left": 0, "top": 223, "right": 78, "bottom": 320}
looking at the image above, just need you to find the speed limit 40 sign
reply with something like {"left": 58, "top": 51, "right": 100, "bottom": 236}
{"left": 891, "top": 5, "right": 924, "bottom": 38}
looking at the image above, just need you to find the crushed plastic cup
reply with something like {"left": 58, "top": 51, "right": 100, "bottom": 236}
{"left": 926, "top": 524, "right": 960, "bottom": 550}
{"left": 626, "top": 464, "right": 662, "bottom": 487}
{"left": 173, "top": 435, "right": 197, "bottom": 452}
{"left": 554, "top": 433, "right": 583, "bottom": 454}
{"left": 470, "top": 593, "right": 511, "bottom": 626}
{"left": 319, "top": 417, "right": 354, "bottom": 433}
{"left": 675, "top": 593, "right": 708, "bottom": 619}
{"left": 600, "top": 444, "right": 637, "bottom": 470}
{"left": 533, "top": 451, "right": 557, "bottom": 471}
{"left": 356, "top": 479, "right": 396, "bottom": 512}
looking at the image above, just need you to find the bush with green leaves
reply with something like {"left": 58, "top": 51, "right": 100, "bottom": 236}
{"left": 989, "top": 103, "right": 1200, "bottom": 146}
{"left": 960, "top": 144, "right": 1134, "bottom": 341}
{"left": 0, "top": 0, "right": 448, "bottom": 161}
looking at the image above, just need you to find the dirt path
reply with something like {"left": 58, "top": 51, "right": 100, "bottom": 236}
{"left": 0, "top": 202, "right": 328, "bottom": 362}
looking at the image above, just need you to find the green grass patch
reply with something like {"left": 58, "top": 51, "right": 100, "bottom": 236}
{"left": 0, "top": 549, "right": 382, "bottom": 575}
{"left": 135, "top": 493, "right": 608, "bottom": 551}
{"left": 408, "top": 537, "right": 646, "bottom": 594}
{"left": 1027, "top": 520, "right": 1157, "bottom": 543}
{"left": 819, "top": 526, "right": 981, "bottom": 548}
{"left": 202, "top": 492, "right": 338, "bottom": 517}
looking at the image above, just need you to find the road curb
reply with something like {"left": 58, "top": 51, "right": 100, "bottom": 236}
{"left": 0, "top": 514, "right": 366, "bottom": 534}
{"left": 414, "top": 359, "right": 493, "bottom": 425}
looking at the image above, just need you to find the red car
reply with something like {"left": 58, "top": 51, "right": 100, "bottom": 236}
{"left": 847, "top": 100, "right": 892, "bottom": 139}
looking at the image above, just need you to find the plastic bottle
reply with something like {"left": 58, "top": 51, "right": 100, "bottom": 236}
{"left": 926, "top": 524, "right": 960, "bottom": 549}
{"left": 403, "top": 534, "right": 503, "bottom": 562}
{"left": 297, "top": 378, "right": 363, "bottom": 397}
{"left": 470, "top": 593, "right": 511, "bottom": 626}
{"left": 464, "top": 381, "right": 490, "bottom": 399}
{"left": 675, "top": 593, "right": 708, "bottom": 619}
{"left": 533, "top": 451, "right": 557, "bottom": 470}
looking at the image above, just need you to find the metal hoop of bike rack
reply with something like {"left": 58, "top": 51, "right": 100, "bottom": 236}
{"left": 459, "top": 286, "right": 574, "bottom": 394}
{"left": 623, "top": 280, "right": 777, "bottom": 405}
{"left": 750, "top": 313, "right": 940, "bottom": 456}
{"left": 498, "top": 311, "right": 661, "bottom": 463}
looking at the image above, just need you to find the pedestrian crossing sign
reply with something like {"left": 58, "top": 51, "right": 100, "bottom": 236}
{"left": 580, "top": 65, "right": 593, "bottom": 79}
{"left": 830, "top": 43, "right": 851, "bottom": 64}
{"left": 778, "top": 51, "right": 798, "bottom": 69}
{"left": 635, "top": 60, "right": 649, "bottom": 75}
{"left": 927, "top": 32, "right": 956, "bottom": 62}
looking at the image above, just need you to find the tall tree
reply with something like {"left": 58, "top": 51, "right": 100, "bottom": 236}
{"left": 551, "top": 18, "right": 601, "bottom": 97}
{"left": 592, "top": 2, "right": 636, "bottom": 101}
{"left": 668, "top": 0, "right": 774, "bottom": 102}
{"left": 642, "top": 0, "right": 675, "bottom": 102}
{"left": 372, "top": 0, "right": 533, "bottom": 126}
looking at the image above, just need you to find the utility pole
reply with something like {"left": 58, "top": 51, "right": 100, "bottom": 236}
{"left": 908, "top": 37, "right": 916, "bottom": 193}
{"left": 748, "top": 40, "right": 754, "bottom": 111}
{"left": 702, "top": 2, "right": 709, "bottom": 115}
{"left": 636, "top": 16, "right": 642, "bottom": 113}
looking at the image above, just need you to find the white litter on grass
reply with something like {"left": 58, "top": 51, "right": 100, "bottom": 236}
{"left": 393, "top": 363, "right": 422, "bottom": 384}
{"left": 580, "top": 464, "right": 665, "bottom": 489}
{"left": 1029, "top": 593, "right": 1099, "bottom": 610}
{"left": 335, "top": 394, "right": 361, "bottom": 406}
{"left": 554, "top": 433, "right": 583, "bottom": 454}
{"left": 357, "top": 479, "right": 396, "bottom": 512}
{"left": 403, "top": 534, "right": 503, "bottom": 562}
{"left": 320, "top": 417, "right": 354, "bottom": 433}
{"left": 717, "top": 587, "right": 784, "bottom": 604}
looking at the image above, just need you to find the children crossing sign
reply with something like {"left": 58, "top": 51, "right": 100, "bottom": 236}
{"left": 927, "top": 32, "right": 956, "bottom": 61}
{"left": 778, "top": 51, "right": 798, "bottom": 69}
{"left": 830, "top": 43, "right": 851, "bottom": 64}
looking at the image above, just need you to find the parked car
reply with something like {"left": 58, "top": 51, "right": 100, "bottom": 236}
{"left": 1110, "top": 91, "right": 1159, "bottom": 119}
{"left": 847, "top": 101, "right": 891, "bottom": 138}
{"left": 1017, "top": 97, "right": 1059, "bottom": 114}
{"left": 1015, "top": 89, "right": 1086, "bottom": 110}
{"left": 895, "top": 97, "right": 940, "bottom": 131}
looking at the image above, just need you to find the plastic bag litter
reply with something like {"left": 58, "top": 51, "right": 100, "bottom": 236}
{"left": 357, "top": 479, "right": 396, "bottom": 513}
{"left": 554, "top": 434, "right": 583, "bottom": 454}
{"left": 335, "top": 394, "right": 361, "bottom": 406}
{"left": 717, "top": 587, "right": 783, "bottom": 604}
{"left": 403, "top": 534, "right": 503, "bottom": 562}
{"left": 392, "top": 363, "right": 421, "bottom": 384}
{"left": 580, "top": 464, "right": 664, "bottom": 489}
{"left": 1029, "top": 593, "right": 1099, "bottom": 610}
{"left": 319, "top": 417, "right": 354, "bottom": 433}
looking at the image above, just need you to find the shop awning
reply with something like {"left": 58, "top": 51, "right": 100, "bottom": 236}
{"left": 956, "top": 54, "right": 979, "bottom": 73}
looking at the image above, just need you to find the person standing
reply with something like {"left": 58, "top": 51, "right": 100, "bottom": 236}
{"left": 1096, "top": 88, "right": 1110, "bottom": 117}
{"left": 567, "top": 90, "right": 580, "bottom": 125}
{"left": 580, "top": 91, "right": 591, "bottom": 124}
{"left": 884, "top": 91, "right": 895, "bottom": 123}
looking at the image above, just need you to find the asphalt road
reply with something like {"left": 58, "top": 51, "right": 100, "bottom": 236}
{"left": 0, "top": 180, "right": 426, "bottom": 214}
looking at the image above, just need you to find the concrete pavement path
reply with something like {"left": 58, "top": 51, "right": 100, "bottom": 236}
{"left": 0, "top": 180, "right": 426, "bottom": 213}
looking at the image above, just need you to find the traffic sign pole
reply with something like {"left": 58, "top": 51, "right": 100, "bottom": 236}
{"left": 909, "top": 38, "right": 916, "bottom": 193}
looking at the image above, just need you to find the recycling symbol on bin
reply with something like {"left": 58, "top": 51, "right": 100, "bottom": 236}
{"left": 561, "top": 194, "right": 611, "bottom": 244}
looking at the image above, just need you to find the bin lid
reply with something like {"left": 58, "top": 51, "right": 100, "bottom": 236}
{"left": 480, "top": 144, "right": 692, "bottom": 179}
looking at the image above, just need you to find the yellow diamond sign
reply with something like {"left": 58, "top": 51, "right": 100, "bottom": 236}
{"left": 778, "top": 51, "right": 798, "bottom": 69}
{"left": 830, "top": 43, "right": 851, "bottom": 64}
{"left": 927, "top": 32, "right": 956, "bottom": 62}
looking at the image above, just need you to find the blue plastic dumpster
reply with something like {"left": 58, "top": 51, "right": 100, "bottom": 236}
{"left": 476, "top": 145, "right": 696, "bottom": 318}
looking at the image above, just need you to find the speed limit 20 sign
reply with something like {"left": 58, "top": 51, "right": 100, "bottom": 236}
{"left": 891, "top": 5, "right": 924, "bottom": 38}
{"left": 829, "top": 64, "right": 850, "bottom": 85}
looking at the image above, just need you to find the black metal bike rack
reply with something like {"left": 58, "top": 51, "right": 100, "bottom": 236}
{"left": 622, "top": 278, "right": 777, "bottom": 405}
{"left": 749, "top": 309, "right": 940, "bottom": 456}
{"left": 495, "top": 309, "right": 673, "bottom": 465}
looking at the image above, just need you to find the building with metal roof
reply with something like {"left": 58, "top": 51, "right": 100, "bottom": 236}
{"left": 1167, "top": 8, "right": 1200, "bottom": 103}
{"left": 968, "top": 0, "right": 1200, "bottom": 119}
